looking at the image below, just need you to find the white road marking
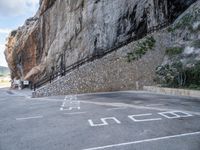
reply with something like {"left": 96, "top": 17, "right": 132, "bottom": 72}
{"left": 82, "top": 131, "right": 200, "bottom": 150}
{"left": 16, "top": 115, "right": 43, "bottom": 121}
{"left": 128, "top": 113, "right": 162, "bottom": 122}
{"left": 107, "top": 107, "right": 127, "bottom": 111}
{"left": 80, "top": 101, "right": 172, "bottom": 112}
{"left": 88, "top": 117, "right": 121, "bottom": 127}
{"left": 80, "top": 101, "right": 200, "bottom": 116}
{"left": 159, "top": 111, "right": 193, "bottom": 119}
{"left": 184, "top": 111, "right": 200, "bottom": 116}
{"left": 133, "top": 101, "right": 142, "bottom": 104}
{"left": 64, "top": 112, "right": 86, "bottom": 115}
{"left": 60, "top": 107, "right": 81, "bottom": 111}
{"left": 60, "top": 96, "right": 80, "bottom": 111}
{"left": 146, "top": 104, "right": 164, "bottom": 107}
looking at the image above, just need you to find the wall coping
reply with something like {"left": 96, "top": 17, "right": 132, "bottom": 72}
{"left": 143, "top": 86, "right": 200, "bottom": 98}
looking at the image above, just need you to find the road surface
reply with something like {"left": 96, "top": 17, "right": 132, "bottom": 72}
{"left": 0, "top": 88, "right": 200, "bottom": 150}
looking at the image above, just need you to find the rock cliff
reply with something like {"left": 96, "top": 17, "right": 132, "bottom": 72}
{"left": 4, "top": 0, "right": 197, "bottom": 83}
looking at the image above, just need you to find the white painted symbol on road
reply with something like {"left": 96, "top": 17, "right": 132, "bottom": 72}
{"left": 158, "top": 111, "right": 193, "bottom": 119}
{"left": 60, "top": 95, "right": 80, "bottom": 111}
{"left": 128, "top": 113, "right": 162, "bottom": 122}
{"left": 88, "top": 111, "right": 194, "bottom": 127}
{"left": 88, "top": 117, "right": 121, "bottom": 127}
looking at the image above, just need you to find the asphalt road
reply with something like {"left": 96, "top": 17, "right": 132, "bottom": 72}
{"left": 0, "top": 88, "right": 200, "bottom": 150}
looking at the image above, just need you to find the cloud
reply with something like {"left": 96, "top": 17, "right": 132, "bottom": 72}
{"left": 0, "top": 28, "right": 12, "bottom": 34}
{"left": 0, "top": 44, "right": 5, "bottom": 50}
{"left": 0, "top": 0, "right": 39, "bottom": 18}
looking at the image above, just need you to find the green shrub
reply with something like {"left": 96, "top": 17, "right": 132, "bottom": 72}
{"left": 167, "top": 27, "right": 176, "bottom": 32}
{"left": 156, "top": 61, "right": 200, "bottom": 90}
{"left": 174, "top": 14, "right": 193, "bottom": 29}
{"left": 127, "top": 53, "right": 137, "bottom": 62}
{"left": 146, "top": 36, "right": 156, "bottom": 48}
{"left": 191, "top": 40, "right": 200, "bottom": 48}
{"left": 185, "top": 62, "right": 200, "bottom": 86}
{"left": 127, "top": 36, "right": 156, "bottom": 62}
{"left": 196, "top": 24, "right": 200, "bottom": 31}
{"left": 188, "top": 84, "right": 200, "bottom": 90}
{"left": 165, "top": 47, "right": 183, "bottom": 56}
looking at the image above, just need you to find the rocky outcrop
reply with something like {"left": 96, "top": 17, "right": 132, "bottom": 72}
{"left": 4, "top": 17, "right": 41, "bottom": 80}
{"left": 4, "top": 0, "right": 197, "bottom": 83}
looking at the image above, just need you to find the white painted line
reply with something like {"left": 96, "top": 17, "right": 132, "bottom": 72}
{"left": 88, "top": 119, "right": 108, "bottom": 127}
{"left": 146, "top": 104, "right": 164, "bottom": 107}
{"left": 80, "top": 101, "right": 200, "bottom": 116}
{"left": 88, "top": 117, "right": 121, "bottom": 127}
{"left": 64, "top": 112, "right": 86, "bottom": 115}
{"left": 80, "top": 101, "right": 171, "bottom": 112}
{"left": 60, "top": 107, "right": 81, "bottom": 111}
{"left": 16, "top": 115, "right": 43, "bottom": 121}
{"left": 133, "top": 101, "right": 142, "bottom": 104}
{"left": 107, "top": 107, "right": 127, "bottom": 111}
{"left": 82, "top": 131, "right": 200, "bottom": 150}
{"left": 128, "top": 113, "right": 162, "bottom": 122}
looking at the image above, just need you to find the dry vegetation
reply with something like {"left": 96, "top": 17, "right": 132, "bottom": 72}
{"left": 0, "top": 76, "right": 11, "bottom": 88}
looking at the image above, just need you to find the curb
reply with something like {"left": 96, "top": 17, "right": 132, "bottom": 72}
{"left": 143, "top": 86, "right": 200, "bottom": 98}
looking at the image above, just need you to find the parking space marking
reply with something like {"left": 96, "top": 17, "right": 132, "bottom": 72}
{"left": 82, "top": 131, "right": 200, "bottom": 150}
{"left": 146, "top": 104, "right": 164, "bottom": 107}
{"left": 107, "top": 107, "right": 127, "bottom": 111}
{"left": 60, "top": 107, "right": 81, "bottom": 111}
{"left": 64, "top": 112, "right": 87, "bottom": 115}
{"left": 16, "top": 115, "right": 43, "bottom": 121}
{"left": 88, "top": 117, "right": 121, "bottom": 127}
{"left": 80, "top": 100, "right": 173, "bottom": 112}
{"left": 128, "top": 113, "right": 162, "bottom": 122}
{"left": 158, "top": 111, "right": 193, "bottom": 119}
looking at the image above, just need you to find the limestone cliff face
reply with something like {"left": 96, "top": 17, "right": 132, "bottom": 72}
{"left": 4, "top": 0, "right": 197, "bottom": 82}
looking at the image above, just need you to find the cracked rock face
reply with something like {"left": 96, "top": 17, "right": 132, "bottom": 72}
{"left": 4, "top": 0, "right": 197, "bottom": 82}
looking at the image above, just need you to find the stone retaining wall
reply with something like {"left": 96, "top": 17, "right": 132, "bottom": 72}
{"left": 144, "top": 86, "right": 200, "bottom": 98}
{"left": 32, "top": 32, "right": 171, "bottom": 98}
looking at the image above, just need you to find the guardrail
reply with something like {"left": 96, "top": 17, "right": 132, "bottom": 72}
{"left": 33, "top": 20, "right": 171, "bottom": 91}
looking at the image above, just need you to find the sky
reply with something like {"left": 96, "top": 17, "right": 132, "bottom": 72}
{"left": 0, "top": 0, "right": 39, "bottom": 67}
